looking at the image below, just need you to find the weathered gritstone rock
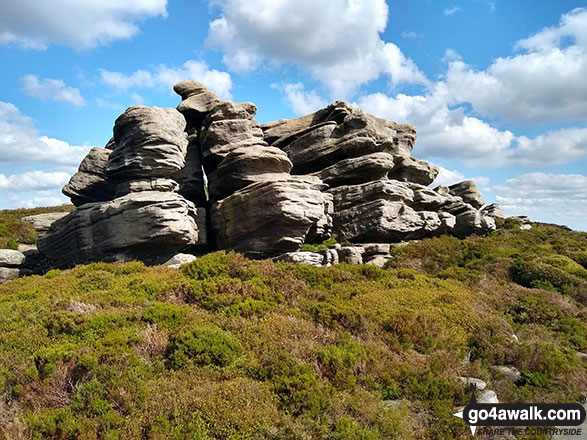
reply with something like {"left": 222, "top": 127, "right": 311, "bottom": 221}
{"left": 328, "top": 180, "right": 414, "bottom": 211}
{"left": 164, "top": 253, "right": 197, "bottom": 269}
{"left": 310, "top": 152, "right": 394, "bottom": 188}
{"left": 207, "top": 146, "right": 293, "bottom": 201}
{"left": 63, "top": 147, "right": 116, "bottom": 206}
{"left": 38, "top": 191, "right": 202, "bottom": 268}
{"left": 0, "top": 267, "right": 21, "bottom": 284}
{"left": 0, "top": 249, "right": 26, "bottom": 267}
{"left": 21, "top": 212, "right": 69, "bottom": 235}
{"left": 448, "top": 180, "right": 485, "bottom": 209}
{"left": 211, "top": 177, "right": 331, "bottom": 258}
{"left": 35, "top": 81, "right": 501, "bottom": 271}
{"left": 481, "top": 203, "right": 505, "bottom": 219}
{"left": 107, "top": 106, "right": 188, "bottom": 178}
{"left": 333, "top": 200, "right": 444, "bottom": 242}
{"left": 174, "top": 80, "right": 222, "bottom": 131}
{"left": 388, "top": 156, "right": 439, "bottom": 186}
{"left": 263, "top": 102, "right": 413, "bottom": 174}
{"left": 172, "top": 137, "right": 207, "bottom": 205}
{"left": 452, "top": 209, "right": 496, "bottom": 239}
{"left": 200, "top": 119, "right": 266, "bottom": 172}
{"left": 273, "top": 251, "right": 324, "bottom": 266}
{"left": 115, "top": 178, "right": 180, "bottom": 197}
{"left": 337, "top": 246, "right": 365, "bottom": 265}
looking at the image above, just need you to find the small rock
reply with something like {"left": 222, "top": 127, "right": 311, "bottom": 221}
{"left": 459, "top": 377, "right": 487, "bottom": 391}
{"left": 493, "top": 366, "right": 522, "bottom": 384}
{"left": 477, "top": 390, "right": 499, "bottom": 404}
{"left": 0, "top": 249, "right": 26, "bottom": 267}
{"left": 520, "top": 224, "right": 532, "bottom": 230}
{"left": 317, "top": 248, "right": 339, "bottom": 266}
{"left": 273, "top": 252, "right": 324, "bottom": 266}
{"left": 481, "top": 203, "right": 505, "bottom": 219}
{"left": 363, "top": 255, "right": 390, "bottom": 268}
{"left": 0, "top": 267, "right": 21, "bottom": 284}
{"left": 577, "top": 352, "right": 587, "bottom": 363}
{"left": 164, "top": 253, "right": 197, "bottom": 269}
{"left": 337, "top": 246, "right": 365, "bottom": 265}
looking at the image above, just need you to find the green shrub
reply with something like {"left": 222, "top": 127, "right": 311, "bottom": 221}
{"left": 313, "top": 335, "right": 371, "bottom": 389}
{"left": 142, "top": 302, "right": 189, "bottom": 328}
{"left": 166, "top": 327, "right": 243, "bottom": 369}
{"left": 520, "top": 370, "right": 549, "bottom": 387}
{"left": 6, "top": 239, "right": 18, "bottom": 250}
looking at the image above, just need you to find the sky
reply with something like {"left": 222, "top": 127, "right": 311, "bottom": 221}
{"left": 0, "top": 0, "right": 586, "bottom": 231}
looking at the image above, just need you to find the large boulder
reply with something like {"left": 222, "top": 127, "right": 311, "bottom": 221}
{"left": 106, "top": 106, "right": 188, "bottom": 178}
{"left": 211, "top": 176, "right": 331, "bottom": 258}
{"left": 207, "top": 146, "right": 293, "bottom": 201}
{"left": 481, "top": 203, "right": 505, "bottom": 219}
{"left": 310, "top": 152, "right": 395, "bottom": 188}
{"left": 62, "top": 147, "right": 116, "bottom": 206}
{"left": 332, "top": 200, "right": 445, "bottom": 242}
{"left": 328, "top": 180, "right": 414, "bottom": 211}
{"left": 38, "top": 192, "right": 204, "bottom": 268}
{"left": 174, "top": 80, "right": 222, "bottom": 131}
{"left": 448, "top": 180, "right": 485, "bottom": 209}
{"left": 388, "top": 156, "right": 439, "bottom": 186}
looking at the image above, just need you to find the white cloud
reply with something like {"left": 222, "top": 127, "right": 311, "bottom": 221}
{"left": 0, "top": 101, "right": 92, "bottom": 165}
{"left": 0, "top": 0, "right": 167, "bottom": 50}
{"left": 21, "top": 75, "right": 85, "bottom": 106}
{"left": 273, "top": 83, "right": 328, "bottom": 115}
{"left": 444, "top": 7, "right": 462, "bottom": 16}
{"left": 445, "top": 7, "right": 587, "bottom": 124}
{"left": 206, "top": 0, "right": 428, "bottom": 98}
{"left": 100, "top": 59, "right": 233, "bottom": 99}
{"left": 432, "top": 166, "right": 465, "bottom": 187}
{"left": 358, "top": 85, "right": 587, "bottom": 167}
{"left": 0, "top": 171, "right": 71, "bottom": 191}
{"left": 493, "top": 173, "right": 587, "bottom": 231}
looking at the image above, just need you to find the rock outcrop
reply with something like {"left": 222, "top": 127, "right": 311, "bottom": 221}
{"left": 36, "top": 81, "right": 499, "bottom": 270}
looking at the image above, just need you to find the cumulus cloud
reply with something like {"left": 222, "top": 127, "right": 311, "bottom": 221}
{"left": 493, "top": 173, "right": 587, "bottom": 230}
{"left": 273, "top": 83, "right": 328, "bottom": 115}
{"left": 445, "top": 7, "right": 587, "bottom": 124}
{"left": 206, "top": 0, "right": 428, "bottom": 98}
{"left": 100, "top": 60, "right": 233, "bottom": 99}
{"left": 21, "top": 75, "right": 85, "bottom": 106}
{"left": 0, "top": 0, "right": 167, "bottom": 50}
{"left": 0, "top": 171, "right": 71, "bottom": 191}
{"left": 0, "top": 101, "right": 92, "bottom": 165}
{"left": 358, "top": 84, "right": 587, "bottom": 167}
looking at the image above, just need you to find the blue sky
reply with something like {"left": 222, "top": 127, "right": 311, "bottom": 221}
{"left": 0, "top": 0, "right": 586, "bottom": 230}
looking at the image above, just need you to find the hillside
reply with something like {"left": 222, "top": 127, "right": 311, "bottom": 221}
{"left": 0, "top": 217, "right": 585, "bottom": 439}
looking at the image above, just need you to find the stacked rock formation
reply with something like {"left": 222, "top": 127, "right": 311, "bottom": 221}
{"left": 37, "top": 81, "right": 497, "bottom": 269}
{"left": 262, "top": 101, "right": 496, "bottom": 243}
{"left": 39, "top": 106, "right": 206, "bottom": 267}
